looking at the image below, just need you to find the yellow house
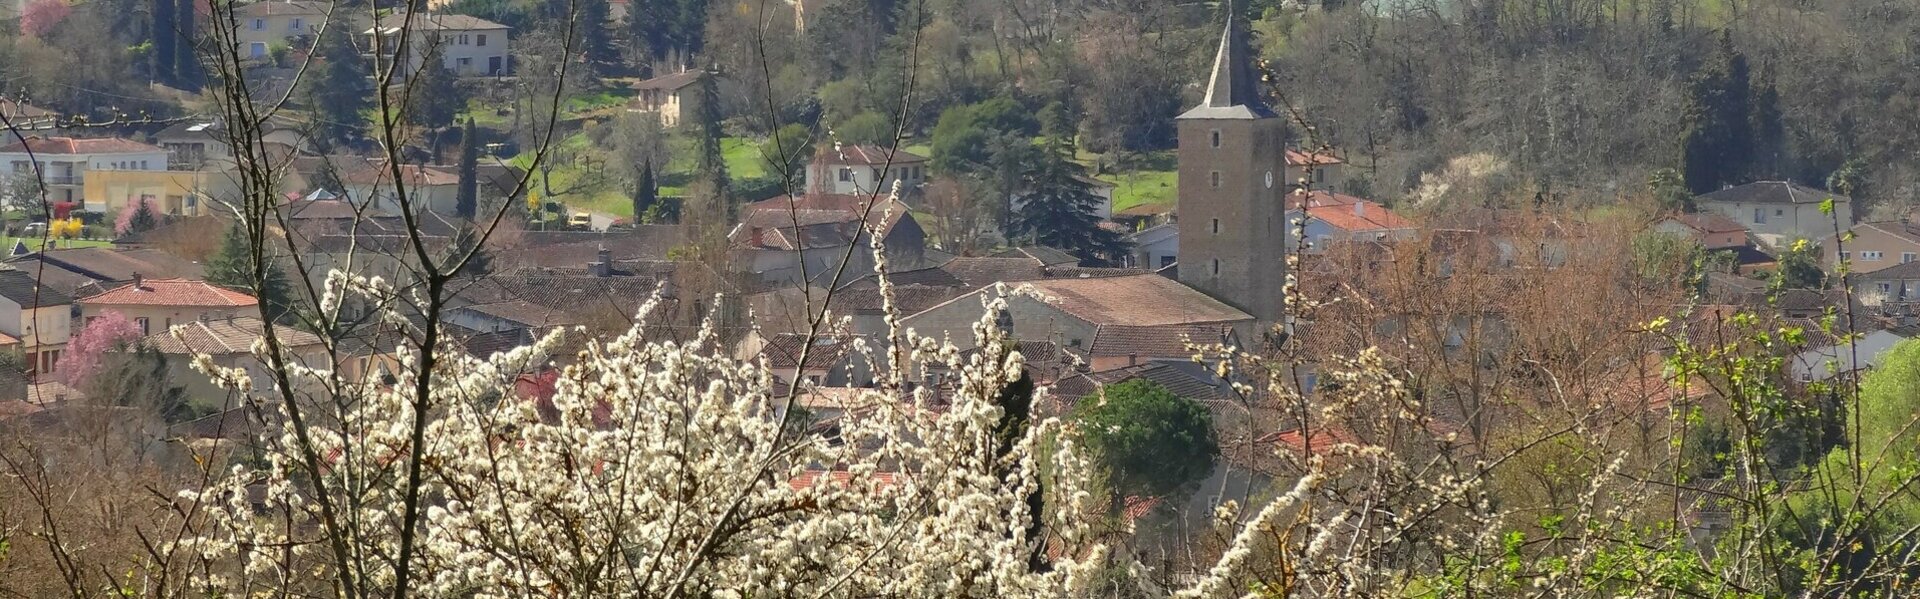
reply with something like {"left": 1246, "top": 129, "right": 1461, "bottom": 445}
{"left": 83, "top": 168, "right": 245, "bottom": 217}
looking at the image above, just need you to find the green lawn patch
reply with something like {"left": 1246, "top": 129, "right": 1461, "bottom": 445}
{"left": 1101, "top": 169, "right": 1177, "bottom": 214}
{"left": 3, "top": 237, "right": 112, "bottom": 251}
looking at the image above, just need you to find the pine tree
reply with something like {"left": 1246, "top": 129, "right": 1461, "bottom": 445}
{"left": 674, "top": 0, "right": 710, "bottom": 60}
{"left": 1751, "top": 62, "right": 1787, "bottom": 181}
{"left": 208, "top": 224, "right": 295, "bottom": 322}
{"left": 173, "top": 0, "right": 198, "bottom": 87}
{"left": 407, "top": 54, "right": 465, "bottom": 131}
{"left": 304, "top": 24, "right": 374, "bottom": 150}
{"left": 456, "top": 118, "right": 480, "bottom": 220}
{"left": 578, "top": 0, "right": 619, "bottom": 75}
{"left": 628, "top": 0, "right": 674, "bottom": 69}
{"left": 151, "top": 0, "right": 176, "bottom": 84}
{"left": 632, "top": 158, "right": 658, "bottom": 222}
{"left": 1006, "top": 143, "right": 1129, "bottom": 266}
{"left": 1679, "top": 34, "right": 1755, "bottom": 195}
{"left": 128, "top": 197, "right": 158, "bottom": 234}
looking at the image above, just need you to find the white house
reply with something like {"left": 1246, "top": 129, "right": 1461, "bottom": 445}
{"left": 0, "top": 136, "right": 169, "bottom": 210}
{"left": 802, "top": 144, "right": 930, "bottom": 197}
{"left": 1127, "top": 222, "right": 1179, "bottom": 270}
{"left": 232, "top": 1, "right": 337, "bottom": 60}
{"left": 1695, "top": 181, "right": 1853, "bottom": 243}
{"left": 366, "top": 13, "right": 511, "bottom": 78}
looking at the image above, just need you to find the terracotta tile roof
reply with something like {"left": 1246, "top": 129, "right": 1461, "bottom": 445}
{"left": 457, "top": 300, "right": 580, "bottom": 328}
{"left": 991, "top": 246, "right": 1079, "bottom": 266}
{"left": 731, "top": 197, "right": 913, "bottom": 251}
{"left": 1852, "top": 221, "right": 1920, "bottom": 245}
{"left": 787, "top": 469, "right": 899, "bottom": 491}
{"left": 816, "top": 144, "right": 928, "bottom": 166}
{"left": 1284, "top": 190, "right": 1371, "bottom": 210}
{"left": 831, "top": 284, "right": 966, "bottom": 314}
{"left": 1115, "top": 202, "right": 1173, "bottom": 217}
{"left": 1284, "top": 149, "right": 1342, "bottom": 167}
{"left": 144, "top": 317, "right": 323, "bottom": 354}
{"left": 81, "top": 278, "right": 258, "bottom": 308}
{"left": 1663, "top": 212, "right": 1747, "bottom": 234}
{"left": 1304, "top": 201, "right": 1416, "bottom": 233}
{"left": 1697, "top": 180, "right": 1844, "bottom": 205}
{"left": 1121, "top": 495, "right": 1164, "bottom": 522}
{"left": 1022, "top": 274, "right": 1252, "bottom": 327}
{"left": 0, "top": 332, "right": 17, "bottom": 345}
{"left": 938, "top": 257, "right": 1047, "bottom": 288}
{"left": 1265, "top": 427, "right": 1357, "bottom": 456}
{"left": 1861, "top": 259, "right": 1920, "bottom": 281}
{"left": 0, "top": 98, "right": 58, "bottom": 120}
{"left": 0, "top": 136, "right": 164, "bottom": 155}
{"left": 336, "top": 163, "right": 461, "bottom": 186}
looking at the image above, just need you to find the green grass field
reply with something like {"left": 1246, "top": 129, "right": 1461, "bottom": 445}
{"left": 1101, "top": 169, "right": 1178, "bottom": 214}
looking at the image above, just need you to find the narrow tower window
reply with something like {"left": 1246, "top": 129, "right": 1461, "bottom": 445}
{"left": 1212, "top": 259, "right": 1220, "bottom": 275}
{"left": 1212, "top": 219, "right": 1220, "bottom": 234}
{"left": 1210, "top": 130, "right": 1221, "bottom": 148}
{"left": 1209, "top": 171, "right": 1221, "bottom": 188}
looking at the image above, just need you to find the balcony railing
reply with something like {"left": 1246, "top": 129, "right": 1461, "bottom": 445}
{"left": 42, "top": 174, "right": 81, "bottom": 185}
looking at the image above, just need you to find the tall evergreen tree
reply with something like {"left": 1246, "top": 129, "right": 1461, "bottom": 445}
{"left": 128, "top": 197, "right": 158, "bottom": 234}
{"left": 173, "top": 0, "right": 198, "bottom": 87}
{"left": 1679, "top": 33, "right": 1755, "bottom": 194}
{"left": 407, "top": 55, "right": 465, "bottom": 132}
{"left": 208, "top": 224, "right": 296, "bottom": 322}
{"left": 632, "top": 158, "right": 658, "bottom": 221}
{"left": 674, "top": 0, "right": 711, "bottom": 59}
{"left": 690, "top": 68, "right": 730, "bottom": 201}
{"left": 304, "top": 24, "right": 374, "bottom": 150}
{"left": 1751, "top": 62, "right": 1787, "bottom": 181}
{"left": 578, "top": 0, "right": 619, "bottom": 75}
{"left": 628, "top": 0, "right": 674, "bottom": 69}
{"left": 1006, "top": 142, "right": 1129, "bottom": 266}
{"left": 151, "top": 0, "right": 176, "bottom": 84}
{"left": 456, "top": 118, "right": 480, "bottom": 220}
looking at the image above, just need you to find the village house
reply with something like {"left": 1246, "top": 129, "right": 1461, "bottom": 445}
{"left": 1854, "top": 260, "right": 1920, "bottom": 324}
{"left": 1126, "top": 222, "right": 1179, "bottom": 270}
{"left": 0, "top": 136, "right": 170, "bottom": 209}
{"left": 734, "top": 332, "right": 875, "bottom": 387}
{"left": 0, "top": 269, "right": 72, "bottom": 375}
{"left": 900, "top": 272, "right": 1253, "bottom": 371}
{"left": 1825, "top": 221, "right": 1920, "bottom": 275}
{"left": 1695, "top": 181, "right": 1852, "bottom": 242}
{"left": 1651, "top": 212, "right": 1749, "bottom": 249}
{"left": 151, "top": 116, "right": 310, "bottom": 170}
{"left": 1285, "top": 149, "right": 1345, "bottom": 192}
{"left": 802, "top": 145, "right": 931, "bottom": 198}
{"left": 138, "top": 316, "right": 327, "bottom": 401}
{"left": 627, "top": 70, "right": 704, "bottom": 127}
{"left": 76, "top": 277, "right": 260, "bottom": 336}
{"left": 1285, "top": 193, "right": 1417, "bottom": 253}
{"left": 729, "top": 194, "right": 929, "bottom": 285}
{"left": 231, "top": 0, "right": 335, "bottom": 60}
{"left": 334, "top": 162, "right": 463, "bottom": 216}
{"left": 365, "top": 13, "right": 511, "bottom": 78}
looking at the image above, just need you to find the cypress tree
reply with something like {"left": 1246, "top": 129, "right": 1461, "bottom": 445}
{"left": 579, "top": 0, "right": 619, "bottom": 75}
{"left": 691, "top": 68, "right": 729, "bottom": 201}
{"left": 1679, "top": 33, "right": 1755, "bottom": 194}
{"left": 632, "top": 158, "right": 658, "bottom": 222}
{"left": 456, "top": 118, "right": 480, "bottom": 220}
{"left": 1751, "top": 62, "right": 1787, "bottom": 180}
{"left": 174, "top": 0, "right": 198, "bottom": 87}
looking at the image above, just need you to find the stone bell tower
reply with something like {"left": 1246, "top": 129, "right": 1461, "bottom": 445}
{"left": 1176, "top": 1, "right": 1291, "bottom": 327}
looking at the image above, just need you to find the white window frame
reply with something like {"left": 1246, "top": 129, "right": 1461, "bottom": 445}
{"left": 1864, "top": 251, "right": 1885, "bottom": 261}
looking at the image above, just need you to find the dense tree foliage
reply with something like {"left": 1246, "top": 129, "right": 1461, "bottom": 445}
{"left": 456, "top": 119, "right": 480, "bottom": 220}
{"left": 1072, "top": 379, "right": 1218, "bottom": 502}
{"left": 304, "top": 24, "right": 374, "bottom": 150}
{"left": 207, "top": 224, "right": 295, "bottom": 322}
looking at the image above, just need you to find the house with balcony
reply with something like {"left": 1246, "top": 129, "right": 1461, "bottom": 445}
{"left": 365, "top": 13, "right": 511, "bottom": 78}
{"left": 0, "top": 268, "right": 73, "bottom": 376}
{"left": 801, "top": 144, "right": 930, "bottom": 199}
{"left": 626, "top": 70, "right": 705, "bottom": 127}
{"left": 0, "top": 136, "right": 169, "bottom": 210}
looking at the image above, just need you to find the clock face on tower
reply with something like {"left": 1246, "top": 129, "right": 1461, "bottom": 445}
{"left": 1264, "top": 170, "right": 1274, "bottom": 189}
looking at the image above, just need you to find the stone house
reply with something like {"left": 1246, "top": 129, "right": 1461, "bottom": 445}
{"left": 1695, "top": 181, "right": 1852, "bottom": 242}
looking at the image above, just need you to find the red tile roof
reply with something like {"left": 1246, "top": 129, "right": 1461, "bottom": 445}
{"left": 1263, "top": 427, "right": 1358, "bottom": 455}
{"left": 1021, "top": 273, "right": 1252, "bottom": 326}
{"left": 0, "top": 136, "right": 164, "bottom": 155}
{"left": 1304, "top": 201, "right": 1415, "bottom": 233}
{"left": 80, "top": 278, "right": 259, "bottom": 307}
{"left": 1663, "top": 212, "right": 1747, "bottom": 234}
{"left": 787, "top": 469, "right": 900, "bottom": 491}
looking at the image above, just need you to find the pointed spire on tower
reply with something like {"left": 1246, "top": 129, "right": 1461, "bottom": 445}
{"left": 1181, "top": 0, "right": 1277, "bottom": 120}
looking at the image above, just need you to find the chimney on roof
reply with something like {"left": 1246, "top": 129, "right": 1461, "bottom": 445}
{"left": 590, "top": 246, "right": 612, "bottom": 277}
{"left": 750, "top": 226, "right": 765, "bottom": 247}
{"left": 132, "top": 272, "right": 144, "bottom": 290}
{"left": 1353, "top": 202, "right": 1365, "bottom": 218}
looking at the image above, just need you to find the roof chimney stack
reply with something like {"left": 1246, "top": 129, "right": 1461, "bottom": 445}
{"left": 1353, "top": 202, "right": 1365, "bottom": 218}
{"left": 590, "top": 246, "right": 612, "bottom": 277}
{"left": 132, "top": 272, "right": 144, "bottom": 290}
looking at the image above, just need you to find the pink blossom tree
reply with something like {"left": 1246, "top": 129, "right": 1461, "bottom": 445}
{"left": 56, "top": 310, "right": 144, "bottom": 388}
{"left": 18, "top": 0, "right": 71, "bottom": 38}
{"left": 114, "top": 196, "right": 159, "bottom": 236}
